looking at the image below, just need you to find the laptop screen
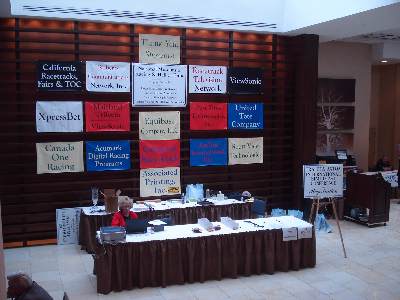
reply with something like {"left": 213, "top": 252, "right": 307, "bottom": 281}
{"left": 126, "top": 219, "right": 148, "bottom": 234}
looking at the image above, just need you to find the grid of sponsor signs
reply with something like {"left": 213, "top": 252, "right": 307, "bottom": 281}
{"left": 35, "top": 34, "right": 265, "bottom": 197}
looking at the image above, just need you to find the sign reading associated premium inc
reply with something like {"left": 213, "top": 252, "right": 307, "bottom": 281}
{"left": 227, "top": 67, "right": 263, "bottom": 94}
{"left": 37, "top": 61, "right": 82, "bottom": 91}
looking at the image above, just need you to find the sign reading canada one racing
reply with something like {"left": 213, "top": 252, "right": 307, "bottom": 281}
{"left": 227, "top": 67, "right": 263, "bottom": 94}
{"left": 37, "top": 61, "right": 82, "bottom": 91}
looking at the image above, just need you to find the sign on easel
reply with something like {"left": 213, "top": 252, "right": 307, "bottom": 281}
{"left": 303, "top": 164, "right": 343, "bottom": 198}
{"left": 56, "top": 208, "right": 81, "bottom": 245}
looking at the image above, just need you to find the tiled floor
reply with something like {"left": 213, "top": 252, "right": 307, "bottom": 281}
{"left": 4, "top": 200, "right": 400, "bottom": 300}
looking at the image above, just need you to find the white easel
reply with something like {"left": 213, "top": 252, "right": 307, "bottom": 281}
{"left": 308, "top": 196, "right": 347, "bottom": 258}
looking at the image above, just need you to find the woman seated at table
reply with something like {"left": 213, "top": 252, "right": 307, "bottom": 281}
{"left": 111, "top": 196, "right": 138, "bottom": 227}
{"left": 375, "top": 155, "right": 392, "bottom": 171}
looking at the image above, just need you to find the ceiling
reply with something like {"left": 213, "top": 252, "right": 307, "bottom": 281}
{"left": 1, "top": 0, "right": 400, "bottom": 62}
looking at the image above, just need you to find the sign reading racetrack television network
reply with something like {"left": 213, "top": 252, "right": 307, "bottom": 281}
{"left": 190, "top": 102, "right": 227, "bottom": 130}
{"left": 139, "top": 111, "right": 180, "bottom": 140}
{"left": 37, "top": 61, "right": 82, "bottom": 91}
{"left": 228, "top": 137, "right": 263, "bottom": 165}
{"left": 188, "top": 65, "right": 227, "bottom": 94}
{"left": 190, "top": 138, "right": 227, "bottom": 167}
{"left": 36, "top": 141, "right": 84, "bottom": 174}
{"left": 227, "top": 67, "right": 263, "bottom": 94}
{"left": 139, "top": 34, "right": 180, "bottom": 64}
{"left": 228, "top": 103, "right": 264, "bottom": 129}
{"left": 303, "top": 164, "right": 343, "bottom": 198}
{"left": 85, "top": 102, "right": 130, "bottom": 132}
{"left": 132, "top": 63, "right": 187, "bottom": 107}
{"left": 140, "top": 140, "right": 180, "bottom": 169}
{"left": 86, "top": 61, "right": 130, "bottom": 92}
{"left": 140, "top": 167, "right": 181, "bottom": 197}
{"left": 86, "top": 140, "right": 130, "bottom": 171}
{"left": 36, "top": 101, "right": 83, "bottom": 133}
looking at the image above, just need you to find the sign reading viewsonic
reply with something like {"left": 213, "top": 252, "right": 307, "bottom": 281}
{"left": 227, "top": 67, "right": 263, "bottom": 94}
{"left": 228, "top": 103, "right": 264, "bottom": 129}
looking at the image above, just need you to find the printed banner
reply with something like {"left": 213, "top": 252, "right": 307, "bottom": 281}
{"left": 188, "top": 65, "right": 227, "bottom": 93}
{"left": 298, "top": 227, "right": 313, "bottom": 239}
{"left": 139, "top": 111, "right": 180, "bottom": 140}
{"left": 282, "top": 228, "right": 298, "bottom": 241}
{"left": 227, "top": 67, "right": 263, "bottom": 94}
{"left": 190, "top": 102, "right": 227, "bottom": 130}
{"left": 303, "top": 164, "right": 344, "bottom": 198}
{"left": 85, "top": 102, "right": 130, "bottom": 132}
{"left": 190, "top": 138, "right": 227, "bottom": 167}
{"left": 140, "top": 140, "right": 180, "bottom": 169}
{"left": 139, "top": 34, "right": 180, "bottom": 64}
{"left": 36, "top": 141, "right": 84, "bottom": 174}
{"left": 228, "top": 137, "right": 263, "bottom": 165}
{"left": 37, "top": 61, "right": 82, "bottom": 91}
{"left": 86, "top": 61, "right": 130, "bottom": 92}
{"left": 56, "top": 208, "right": 81, "bottom": 245}
{"left": 36, "top": 101, "right": 83, "bottom": 133}
{"left": 228, "top": 103, "right": 264, "bottom": 129}
{"left": 132, "top": 63, "right": 187, "bottom": 107}
{"left": 140, "top": 167, "right": 181, "bottom": 197}
{"left": 86, "top": 140, "right": 130, "bottom": 171}
{"left": 380, "top": 171, "right": 398, "bottom": 187}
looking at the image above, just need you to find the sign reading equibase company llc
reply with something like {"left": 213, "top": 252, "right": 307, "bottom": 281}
{"left": 139, "top": 111, "right": 180, "bottom": 140}
{"left": 86, "top": 61, "right": 130, "bottom": 92}
{"left": 139, "top": 34, "right": 180, "bottom": 64}
{"left": 188, "top": 65, "right": 227, "bottom": 93}
{"left": 86, "top": 140, "right": 130, "bottom": 171}
{"left": 132, "top": 63, "right": 187, "bottom": 107}
{"left": 37, "top": 61, "right": 82, "bottom": 91}
{"left": 303, "top": 164, "right": 343, "bottom": 198}
{"left": 140, "top": 167, "right": 181, "bottom": 197}
{"left": 36, "top": 141, "right": 84, "bottom": 174}
{"left": 36, "top": 101, "right": 83, "bottom": 133}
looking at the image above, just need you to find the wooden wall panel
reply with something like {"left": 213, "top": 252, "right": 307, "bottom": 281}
{"left": 0, "top": 18, "right": 318, "bottom": 243}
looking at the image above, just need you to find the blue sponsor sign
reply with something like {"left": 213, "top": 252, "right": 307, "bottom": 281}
{"left": 190, "top": 138, "right": 227, "bottom": 167}
{"left": 228, "top": 103, "right": 264, "bottom": 129}
{"left": 86, "top": 140, "right": 130, "bottom": 171}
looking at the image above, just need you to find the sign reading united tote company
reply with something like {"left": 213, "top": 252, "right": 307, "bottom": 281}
{"left": 36, "top": 61, "right": 82, "bottom": 91}
{"left": 36, "top": 101, "right": 83, "bottom": 133}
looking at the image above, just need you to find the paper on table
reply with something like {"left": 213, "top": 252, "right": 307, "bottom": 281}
{"left": 282, "top": 227, "right": 298, "bottom": 241}
{"left": 298, "top": 227, "right": 313, "bottom": 239}
{"left": 148, "top": 220, "right": 167, "bottom": 226}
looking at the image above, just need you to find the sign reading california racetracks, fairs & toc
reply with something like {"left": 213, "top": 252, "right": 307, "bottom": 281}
{"left": 190, "top": 102, "right": 227, "bottom": 130}
{"left": 85, "top": 102, "right": 130, "bottom": 132}
{"left": 138, "top": 34, "right": 180, "bottom": 64}
{"left": 188, "top": 65, "right": 227, "bottom": 94}
{"left": 140, "top": 167, "right": 181, "bottom": 197}
{"left": 303, "top": 164, "right": 344, "bottom": 198}
{"left": 190, "top": 138, "right": 227, "bottom": 167}
{"left": 36, "top": 101, "right": 83, "bottom": 132}
{"left": 36, "top": 61, "right": 82, "bottom": 91}
{"left": 86, "top": 140, "right": 130, "bottom": 171}
{"left": 228, "top": 103, "right": 264, "bottom": 129}
{"left": 36, "top": 141, "right": 84, "bottom": 174}
{"left": 140, "top": 140, "right": 180, "bottom": 169}
{"left": 228, "top": 137, "right": 263, "bottom": 165}
{"left": 227, "top": 67, "right": 263, "bottom": 94}
{"left": 132, "top": 63, "right": 187, "bottom": 107}
{"left": 139, "top": 111, "right": 180, "bottom": 140}
{"left": 86, "top": 61, "right": 130, "bottom": 92}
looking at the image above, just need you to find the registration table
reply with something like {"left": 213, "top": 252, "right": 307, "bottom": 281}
{"left": 94, "top": 216, "right": 315, "bottom": 294}
{"left": 79, "top": 199, "right": 252, "bottom": 253}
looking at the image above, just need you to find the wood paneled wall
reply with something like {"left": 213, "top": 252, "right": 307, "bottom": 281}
{"left": 0, "top": 18, "right": 318, "bottom": 243}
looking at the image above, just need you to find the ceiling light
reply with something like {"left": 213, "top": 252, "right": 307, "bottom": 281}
{"left": 381, "top": 60, "right": 388, "bottom": 63}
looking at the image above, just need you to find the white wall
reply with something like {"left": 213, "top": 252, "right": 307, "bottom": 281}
{"left": 318, "top": 42, "right": 372, "bottom": 170}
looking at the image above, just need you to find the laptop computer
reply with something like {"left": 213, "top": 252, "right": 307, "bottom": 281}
{"left": 126, "top": 219, "right": 149, "bottom": 234}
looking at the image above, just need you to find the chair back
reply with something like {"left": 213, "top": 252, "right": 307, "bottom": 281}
{"left": 63, "top": 292, "right": 70, "bottom": 300}
{"left": 251, "top": 199, "right": 266, "bottom": 217}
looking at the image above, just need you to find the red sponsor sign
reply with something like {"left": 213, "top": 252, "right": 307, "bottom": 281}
{"left": 190, "top": 102, "right": 227, "bottom": 130}
{"left": 140, "top": 140, "right": 180, "bottom": 169}
{"left": 85, "top": 102, "right": 130, "bottom": 132}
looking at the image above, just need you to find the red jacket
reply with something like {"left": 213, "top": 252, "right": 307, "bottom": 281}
{"left": 111, "top": 211, "right": 138, "bottom": 227}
